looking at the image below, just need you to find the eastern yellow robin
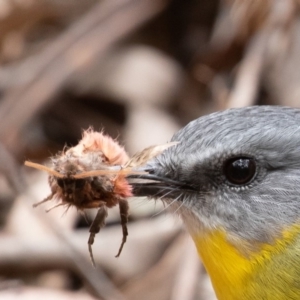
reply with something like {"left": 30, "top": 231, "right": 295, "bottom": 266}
{"left": 130, "top": 106, "right": 300, "bottom": 300}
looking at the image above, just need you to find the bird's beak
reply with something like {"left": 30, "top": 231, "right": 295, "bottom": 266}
{"left": 127, "top": 170, "right": 195, "bottom": 198}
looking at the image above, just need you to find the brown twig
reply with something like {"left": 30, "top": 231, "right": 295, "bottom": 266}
{"left": 0, "top": 0, "right": 169, "bottom": 149}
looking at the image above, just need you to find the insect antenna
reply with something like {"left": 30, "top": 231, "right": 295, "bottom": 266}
{"left": 73, "top": 169, "right": 146, "bottom": 179}
{"left": 25, "top": 161, "right": 64, "bottom": 178}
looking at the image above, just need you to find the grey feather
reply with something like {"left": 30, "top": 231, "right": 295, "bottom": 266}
{"left": 147, "top": 106, "right": 300, "bottom": 244}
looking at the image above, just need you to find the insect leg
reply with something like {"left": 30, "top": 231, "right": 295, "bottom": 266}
{"left": 115, "top": 199, "right": 129, "bottom": 257}
{"left": 45, "top": 202, "right": 65, "bottom": 213}
{"left": 32, "top": 192, "right": 55, "bottom": 208}
{"left": 78, "top": 210, "right": 90, "bottom": 224}
{"left": 88, "top": 205, "right": 108, "bottom": 267}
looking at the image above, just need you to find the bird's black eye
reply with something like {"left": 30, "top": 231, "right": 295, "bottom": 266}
{"left": 223, "top": 157, "right": 256, "bottom": 185}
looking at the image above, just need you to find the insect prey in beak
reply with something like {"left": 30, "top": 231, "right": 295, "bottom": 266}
{"left": 25, "top": 128, "right": 178, "bottom": 266}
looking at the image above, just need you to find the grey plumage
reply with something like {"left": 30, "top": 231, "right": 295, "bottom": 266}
{"left": 137, "top": 106, "right": 300, "bottom": 245}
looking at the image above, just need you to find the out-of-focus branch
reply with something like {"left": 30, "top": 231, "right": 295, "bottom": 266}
{"left": 0, "top": 0, "right": 169, "bottom": 149}
{"left": 221, "top": 0, "right": 297, "bottom": 108}
{"left": 4, "top": 190, "right": 180, "bottom": 299}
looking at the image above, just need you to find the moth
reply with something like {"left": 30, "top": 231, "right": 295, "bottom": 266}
{"left": 25, "top": 129, "right": 177, "bottom": 266}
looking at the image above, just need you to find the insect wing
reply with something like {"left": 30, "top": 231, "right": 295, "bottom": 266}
{"left": 124, "top": 141, "right": 179, "bottom": 168}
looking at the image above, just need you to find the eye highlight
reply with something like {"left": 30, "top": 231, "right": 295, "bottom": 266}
{"left": 223, "top": 157, "right": 256, "bottom": 185}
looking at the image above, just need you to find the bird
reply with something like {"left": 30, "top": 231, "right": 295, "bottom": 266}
{"left": 129, "top": 106, "right": 300, "bottom": 300}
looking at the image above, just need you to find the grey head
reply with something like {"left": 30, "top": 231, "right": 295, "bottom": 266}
{"left": 131, "top": 106, "right": 300, "bottom": 244}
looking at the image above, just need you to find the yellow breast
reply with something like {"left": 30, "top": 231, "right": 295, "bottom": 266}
{"left": 192, "top": 225, "right": 300, "bottom": 300}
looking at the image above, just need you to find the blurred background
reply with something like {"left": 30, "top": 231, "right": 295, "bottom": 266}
{"left": 0, "top": 0, "right": 298, "bottom": 299}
